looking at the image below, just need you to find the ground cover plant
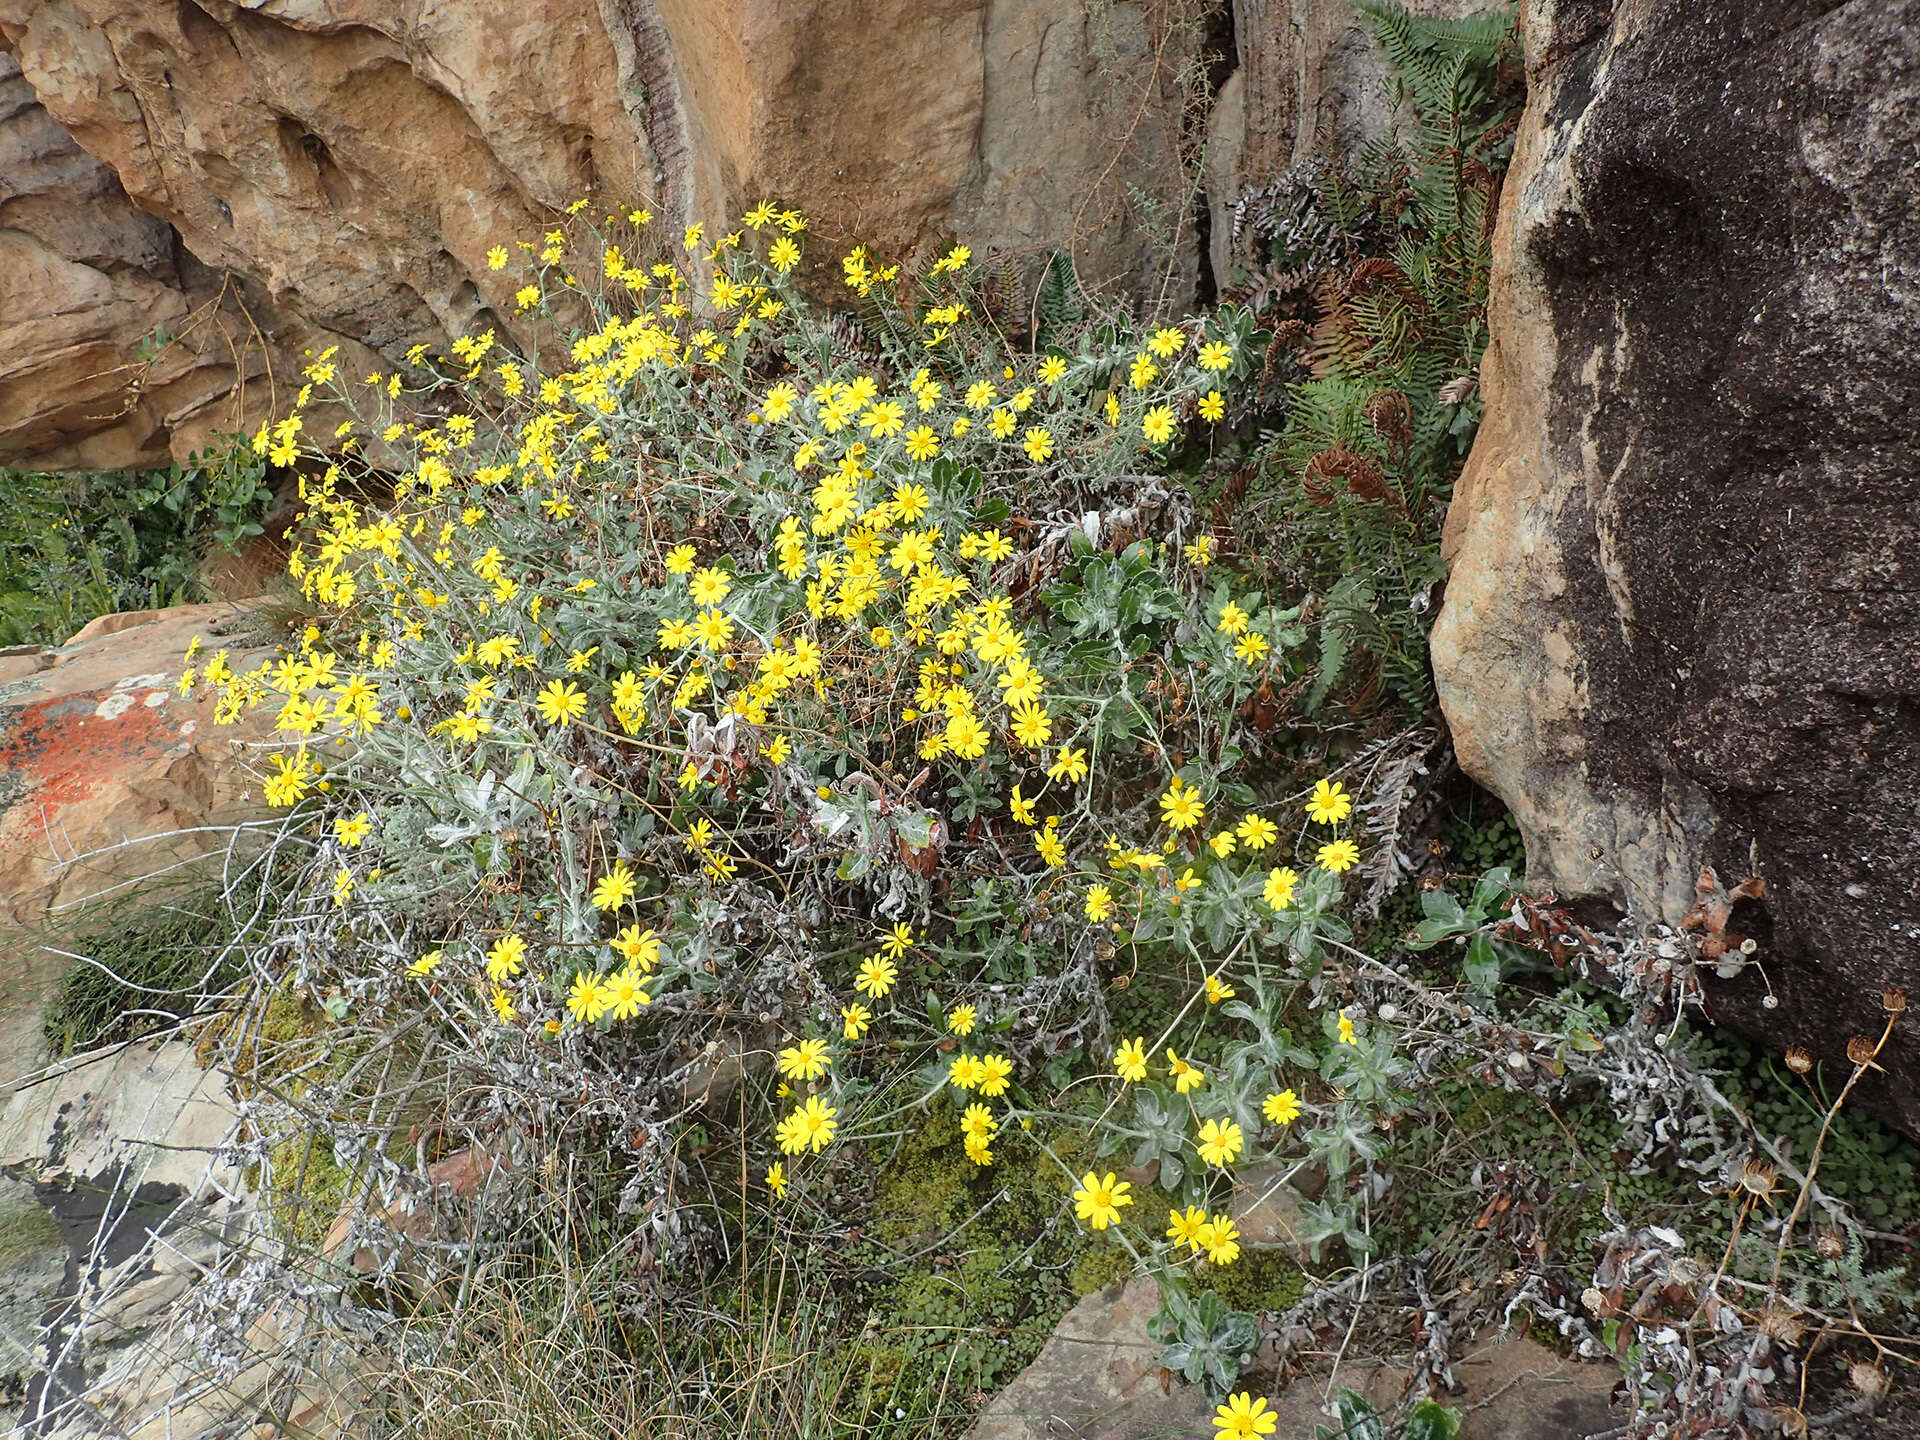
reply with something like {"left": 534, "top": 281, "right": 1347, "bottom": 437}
{"left": 38, "top": 873, "right": 255, "bottom": 1056}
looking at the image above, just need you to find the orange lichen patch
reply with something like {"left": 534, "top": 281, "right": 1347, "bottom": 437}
{"left": 0, "top": 681, "right": 189, "bottom": 817}
{"left": 0, "top": 603, "right": 274, "bottom": 924}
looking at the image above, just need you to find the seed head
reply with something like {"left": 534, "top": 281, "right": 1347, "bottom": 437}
{"left": 1814, "top": 1228, "right": 1846, "bottom": 1260}
{"left": 1737, "top": 1156, "right": 1778, "bottom": 1199}
{"left": 1849, "top": 1360, "right": 1889, "bottom": 1401}
{"left": 1884, "top": 985, "right": 1907, "bottom": 1015}
{"left": 1759, "top": 1303, "right": 1806, "bottom": 1346}
{"left": 1845, "top": 1034, "right": 1879, "bottom": 1068}
{"left": 1668, "top": 1256, "right": 1708, "bottom": 1288}
{"left": 1784, "top": 1045, "right": 1813, "bottom": 1074}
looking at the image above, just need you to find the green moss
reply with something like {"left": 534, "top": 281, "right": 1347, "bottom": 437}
{"left": 1207, "top": 1247, "right": 1307, "bottom": 1314}
{"left": 869, "top": 1108, "right": 978, "bottom": 1244}
{"left": 267, "top": 1133, "right": 356, "bottom": 1249}
{"left": 231, "top": 991, "right": 428, "bottom": 1251}
{"left": 258, "top": 990, "right": 324, "bottom": 1046}
{"left": 848, "top": 1095, "right": 1161, "bottom": 1406}
{"left": 834, "top": 1341, "right": 909, "bottom": 1418}
{"left": 1069, "top": 1242, "right": 1135, "bottom": 1298}
{"left": 0, "top": 1196, "right": 62, "bottom": 1271}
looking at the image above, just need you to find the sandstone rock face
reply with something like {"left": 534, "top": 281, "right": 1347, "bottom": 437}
{"left": 2, "top": 0, "right": 1461, "bottom": 468}
{"left": 0, "top": 0, "right": 1201, "bottom": 467}
{"left": 1259, "top": 1334, "right": 1620, "bottom": 1440}
{"left": 1432, "top": 0, "right": 1920, "bottom": 1127}
{"left": 965, "top": 1277, "right": 1205, "bottom": 1440}
{"left": 0, "top": 602, "right": 354, "bottom": 1440}
{"left": 1, "top": 0, "right": 649, "bottom": 467}
{"left": 0, "top": 1040, "right": 244, "bottom": 1439}
{"left": 0, "top": 1038, "right": 364, "bottom": 1440}
{"left": 1, "top": 49, "right": 314, "bottom": 469}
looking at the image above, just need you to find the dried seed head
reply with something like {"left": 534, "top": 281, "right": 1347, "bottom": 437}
{"left": 1739, "top": 936, "right": 1759, "bottom": 955}
{"left": 1784, "top": 1045, "right": 1814, "bottom": 1074}
{"left": 1669, "top": 1256, "right": 1708, "bottom": 1288}
{"left": 1846, "top": 1034, "right": 1879, "bottom": 1067}
{"left": 1814, "top": 1228, "right": 1846, "bottom": 1260}
{"left": 1738, "top": 1156, "right": 1778, "bottom": 1199}
{"left": 1849, "top": 1360, "right": 1889, "bottom": 1401}
{"left": 1772, "top": 1405, "right": 1809, "bottom": 1437}
{"left": 1884, "top": 985, "right": 1908, "bottom": 1014}
{"left": 1760, "top": 1303, "right": 1807, "bottom": 1346}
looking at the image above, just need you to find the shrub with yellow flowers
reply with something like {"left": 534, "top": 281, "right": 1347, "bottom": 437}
{"left": 197, "top": 196, "right": 1421, "bottom": 1397}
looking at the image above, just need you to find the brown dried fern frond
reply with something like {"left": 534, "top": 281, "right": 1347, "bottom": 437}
{"left": 1303, "top": 445, "right": 1406, "bottom": 514}
{"left": 1218, "top": 262, "right": 1315, "bottom": 318}
{"left": 1365, "top": 390, "right": 1413, "bottom": 452}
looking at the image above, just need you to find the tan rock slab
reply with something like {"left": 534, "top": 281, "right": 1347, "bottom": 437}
{"left": 966, "top": 1276, "right": 1205, "bottom": 1440}
{"left": 0, "top": 601, "right": 274, "bottom": 1086}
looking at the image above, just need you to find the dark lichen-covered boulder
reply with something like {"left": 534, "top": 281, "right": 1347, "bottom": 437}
{"left": 1433, "top": 0, "right": 1920, "bottom": 1129}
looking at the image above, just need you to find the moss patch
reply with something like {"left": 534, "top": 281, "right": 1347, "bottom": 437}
{"left": 848, "top": 1096, "right": 1164, "bottom": 1406}
{"left": 1207, "top": 1246, "right": 1306, "bottom": 1314}
{"left": 266, "top": 1133, "right": 356, "bottom": 1249}
{"left": 0, "top": 1195, "right": 62, "bottom": 1271}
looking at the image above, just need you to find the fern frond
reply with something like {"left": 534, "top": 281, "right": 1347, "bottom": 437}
{"left": 1034, "top": 250, "right": 1087, "bottom": 346}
